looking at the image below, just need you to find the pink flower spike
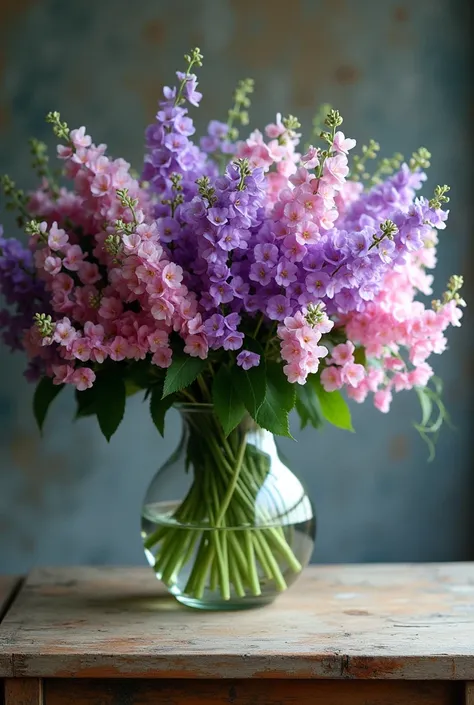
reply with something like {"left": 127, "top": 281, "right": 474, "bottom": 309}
{"left": 72, "top": 367, "right": 96, "bottom": 391}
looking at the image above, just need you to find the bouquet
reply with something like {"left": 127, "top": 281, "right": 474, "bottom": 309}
{"left": 0, "top": 48, "right": 464, "bottom": 603}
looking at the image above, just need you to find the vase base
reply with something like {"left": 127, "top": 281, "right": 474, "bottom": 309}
{"left": 174, "top": 593, "right": 277, "bottom": 611}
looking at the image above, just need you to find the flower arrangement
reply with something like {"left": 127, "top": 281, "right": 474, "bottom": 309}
{"left": 0, "top": 49, "right": 465, "bottom": 604}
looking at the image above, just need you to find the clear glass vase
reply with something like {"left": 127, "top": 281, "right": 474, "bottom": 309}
{"left": 141, "top": 404, "right": 316, "bottom": 610}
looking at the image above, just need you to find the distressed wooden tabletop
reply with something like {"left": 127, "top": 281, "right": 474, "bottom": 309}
{"left": 0, "top": 576, "right": 20, "bottom": 623}
{"left": 0, "top": 564, "right": 474, "bottom": 681}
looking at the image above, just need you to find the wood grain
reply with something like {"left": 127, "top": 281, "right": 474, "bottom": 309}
{"left": 4, "top": 678, "right": 42, "bottom": 705}
{"left": 44, "top": 678, "right": 462, "bottom": 705}
{"left": 1, "top": 564, "right": 474, "bottom": 680}
{"left": 0, "top": 577, "right": 20, "bottom": 623}
{"left": 465, "top": 682, "right": 474, "bottom": 705}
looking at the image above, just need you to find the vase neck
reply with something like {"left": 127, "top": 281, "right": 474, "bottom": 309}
{"left": 176, "top": 403, "right": 276, "bottom": 452}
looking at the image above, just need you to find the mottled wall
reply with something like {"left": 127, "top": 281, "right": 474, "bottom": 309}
{"left": 0, "top": 0, "right": 472, "bottom": 574}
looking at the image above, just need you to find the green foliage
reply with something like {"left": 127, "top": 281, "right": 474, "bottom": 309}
{"left": 354, "top": 346, "right": 367, "bottom": 367}
{"left": 94, "top": 370, "right": 126, "bottom": 442}
{"left": 162, "top": 352, "right": 207, "bottom": 398}
{"left": 150, "top": 384, "right": 175, "bottom": 437}
{"left": 74, "top": 386, "right": 97, "bottom": 418}
{"left": 414, "top": 378, "right": 451, "bottom": 462}
{"left": 33, "top": 377, "right": 64, "bottom": 432}
{"left": 212, "top": 365, "right": 246, "bottom": 437}
{"left": 255, "top": 362, "right": 295, "bottom": 438}
{"left": 311, "top": 376, "right": 354, "bottom": 431}
{"left": 231, "top": 338, "right": 266, "bottom": 416}
{"left": 295, "top": 383, "right": 324, "bottom": 430}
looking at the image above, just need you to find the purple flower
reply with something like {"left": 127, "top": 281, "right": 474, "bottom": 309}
{"left": 275, "top": 259, "right": 297, "bottom": 287}
{"left": 237, "top": 350, "right": 261, "bottom": 370}
{"left": 203, "top": 313, "right": 225, "bottom": 337}
{"left": 223, "top": 331, "right": 244, "bottom": 351}
{"left": 231, "top": 275, "right": 250, "bottom": 298}
{"left": 249, "top": 261, "right": 273, "bottom": 286}
{"left": 209, "top": 282, "right": 234, "bottom": 305}
{"left": 207, "top": 208, "right": 229, "bottom": 227}
{"left": 218, "top": 226, "right": 241, "bottom": 251}
{"left": 254, "top": 242, "right": 278, "bottom": 264}
{"left": 266, "top": 295, "right": 292, "bottom": 321}
{"left": 305, "top": 271, "right": 330, "bottom": 297}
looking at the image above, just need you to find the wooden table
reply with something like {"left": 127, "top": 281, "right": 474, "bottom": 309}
{"left": 0, "top": 564, "right": 473, "bottom": 704}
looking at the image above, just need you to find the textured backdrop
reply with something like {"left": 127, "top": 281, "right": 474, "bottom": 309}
{"left": 0, "top": 0, "right": 473, "bottom": 574}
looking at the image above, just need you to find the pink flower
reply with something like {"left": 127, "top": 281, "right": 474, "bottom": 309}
{"left": 147, "top": 329, "right": 168, "bottom": 352}
{"left": 109, "top": 336, "right": 129, "bottom": 361}
{"left": 283, "top": 201, "right": 305, "bottom": 226}
{"left": 332, "top": 131, "right": 356, "bottom": 155}
{"left": 78, "top": 261, "right": 101, "bottom": 285}
{"left": 72, "top": 367, "right": 96, "bottom": 391}
{"left": 63, "top": 245, "right": 85, "bottom": 271}
{"left": 99, "top": 296, "right": 123, "bottom": 320}
{"left": 341, "top": 362, "right": 365, "bottom": 388}
{"left": 151, "top": 298, "right": 175, "bottom": 323}
{"left": 331, "top": 342, "right": 355, "bottom": 366}
{"left": 90, "top": 172, "right": 111, "bottom": 196}
{"left": 301, "top": 146, "right": 320, "bottom": 169}
{"left": 48, "top": 222, "right": 69, "bottom": 251}
{"left": 323, "top": 154, "right": 349, "bottom": 186}
{"left": 162, "top": 262, "right": 183, "bottom": 289}
{"left": 152, "top": 347, "right": 173, "bottom": 368}
{"left": 51, "top": 273, "right": 74, "bottom": 293}
{"left": 184, "top": 334, "right": 208, "bottom": 359}
{"left": 71, "top": 337, "right": 91, "bottom": 362}
{"left": 283, "top": 361, "right": 307, "bottom": 385}
{"left": 320, "top": 366, "right": 343, "bottom": 392}
{"left": 70, "top": 126, "right": 92, "bottom": 149}
{"left": 295, "top": 325, "right": 322, "bottom": 351}
{"left": 53, "top": 317, "right": 78, "bottom": 346}
{"left": 374, "top": 389, "right": 392, "bottom": 413}
{"left": 52, "top": 364, "right": 74, "bottom": 385}
{"left": 57, "top": 144, "right": 73, "bottom": 159}
{"left": 44, "top": 255, "right": 62, "bottom": 275}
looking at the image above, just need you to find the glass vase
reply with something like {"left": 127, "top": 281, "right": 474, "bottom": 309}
{"left": 141, "top": 404, "right": 316, "bottom": 610}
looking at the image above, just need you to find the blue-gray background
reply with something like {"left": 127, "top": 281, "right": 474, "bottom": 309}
{"left": 0, "top": 0, "right": 472, "bottom": 574}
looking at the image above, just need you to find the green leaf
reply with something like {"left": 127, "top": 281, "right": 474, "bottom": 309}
{"left": 311, "top": 376, "right": 354, "bottom": 431}
{"left": 95, "top": 371, "right": 126, "bottom": 442}
{"left": 354, "top": 346, "right": 366, "bottom": 367}
{"left": 212, "top": 365, "right": 246, "bottom": 436}
{"left": 33, "top": 377, "right": 64, "bottom": 432}
{"left": 162, "top": 352, "right": 207, "bottom": 398}
{"left": 255, "top": 362, "right": 295, "bottom": 438}
{"left": 75, "top": 386, "right": 97, "bottom": 419}
{"left": 416, "top": 388, "right": 433, "bottom": 427}
{"left": 295, "top": 383, "right": 324, "bottom": 430}
{"left": 150, "top": 384, "right": 175, "bottom": 437}
{"left": 231, "top": 338, "right": 266, "bottom": 416}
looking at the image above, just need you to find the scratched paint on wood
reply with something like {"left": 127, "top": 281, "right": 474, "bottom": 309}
{"left": 1, "top": 565, "right": 474, "bottom": 680}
